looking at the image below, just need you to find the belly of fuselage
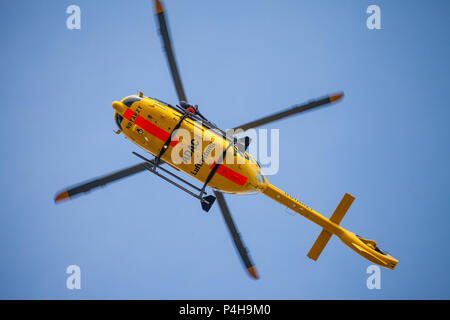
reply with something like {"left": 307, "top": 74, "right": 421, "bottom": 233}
{"left": 113, "top": 96, "right": 267, "bottom": 194}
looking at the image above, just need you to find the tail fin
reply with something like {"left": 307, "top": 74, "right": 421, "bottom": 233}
{"left": 307, "top": 193, "right": 354, "bottom": 260}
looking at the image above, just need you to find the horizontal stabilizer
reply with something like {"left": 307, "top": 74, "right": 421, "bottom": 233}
{"left": 307, "top": 193, "right": 355, "bottom": 261}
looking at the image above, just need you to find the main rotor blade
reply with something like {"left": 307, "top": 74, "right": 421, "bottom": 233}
{"left": 54, "top": 162, "right": 149, "bottom": 203}
{"left": 214, "top": 190, "right": 259, "bottom": 279}
{"left": 233, "top": 92, "right": 344, "bottom": 131}
{"left": 154, "top": 0, "right": 187, "bottom": 102}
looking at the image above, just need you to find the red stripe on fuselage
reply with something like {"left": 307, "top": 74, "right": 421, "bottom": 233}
{"left": 123, "top": 108, "right": 178, "bottom": 147}
{"left": 123, "top": 108, "right": 134, "bottom": 120}
{"left": 209, "top": 162, "right": 248, "bottom": 186}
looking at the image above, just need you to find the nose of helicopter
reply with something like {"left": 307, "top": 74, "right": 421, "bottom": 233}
{"left": 112, "top": 101, "right": 127, "bottom": 115}
{"left": 112, "top": 101, "right": 128, "bottom": 133}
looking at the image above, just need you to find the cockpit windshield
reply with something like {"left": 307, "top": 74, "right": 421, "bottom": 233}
{"left": 150, "top": 97, "right": 170, "bottom": 105}
{"left": 115, "top": 112, "right": 124, "bottom": 130}
{"left": 122, "top": 96, "right": 142, "bottom": 107}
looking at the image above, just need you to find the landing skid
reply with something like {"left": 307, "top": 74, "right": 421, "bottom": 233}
{"left": 132, "top": 151, "right": 216, "bottom": 212}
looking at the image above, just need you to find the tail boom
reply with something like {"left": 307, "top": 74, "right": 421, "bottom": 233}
{"left": 263, "top": 184, "right": 398, "bottom": 270}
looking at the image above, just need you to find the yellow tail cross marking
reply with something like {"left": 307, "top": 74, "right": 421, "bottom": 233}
{"left": 307, "top": 193, "right": 355, "bottom": 261}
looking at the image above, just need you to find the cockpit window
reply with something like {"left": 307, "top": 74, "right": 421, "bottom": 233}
{"left": 122, "top": 96, "right": 142, "bottom": 107}
{"left": 374, "top": 246, "right": 389, "bottom": 256}
{"left": 115, "top": 112, "right": 124, "bottom": 130}
{"left": 150, "top": 97, "right": 170, "bottom": 106}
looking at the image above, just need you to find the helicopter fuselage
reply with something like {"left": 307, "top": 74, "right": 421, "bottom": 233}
{"left": 112, "top": 95, "right": 268, "bottom": 194}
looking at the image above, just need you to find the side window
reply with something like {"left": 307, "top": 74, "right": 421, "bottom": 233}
{"left": 256, "top": 170, "right": 265, "bottom": 183}
{"left": 150, "top": 97, "right": 170, "bottom": 105}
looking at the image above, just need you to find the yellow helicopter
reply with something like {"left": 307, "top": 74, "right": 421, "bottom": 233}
{"left": 55, "top": 0, "right": 398, "bottom": 279}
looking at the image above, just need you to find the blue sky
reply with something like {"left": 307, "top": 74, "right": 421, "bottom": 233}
{"left": 1, "top": 0, "right": 449, "bottom": 299}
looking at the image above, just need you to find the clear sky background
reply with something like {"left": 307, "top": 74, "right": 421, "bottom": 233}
{"left": 1, "top": 0, "right": 449, "bottom": 299}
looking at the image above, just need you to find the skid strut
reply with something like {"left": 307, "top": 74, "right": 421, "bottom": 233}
{"left": 152, "top": 113, "right": 187, "bottom": 169}
{"left": 132, "top": 151, "right": 216, "bottom": 212}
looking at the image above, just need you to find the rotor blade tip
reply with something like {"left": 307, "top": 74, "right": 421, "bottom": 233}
{"left": 247, "top": 266, "right": 259, "bottom": 279}
{"left": 54, "top": 191, "right": 69, "bottom": 203}
{"left": 329, "top": 92, "right": 344, "bottom": 103}
{"left": 154, "top": 0, "right": 164, "bottom": 14}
